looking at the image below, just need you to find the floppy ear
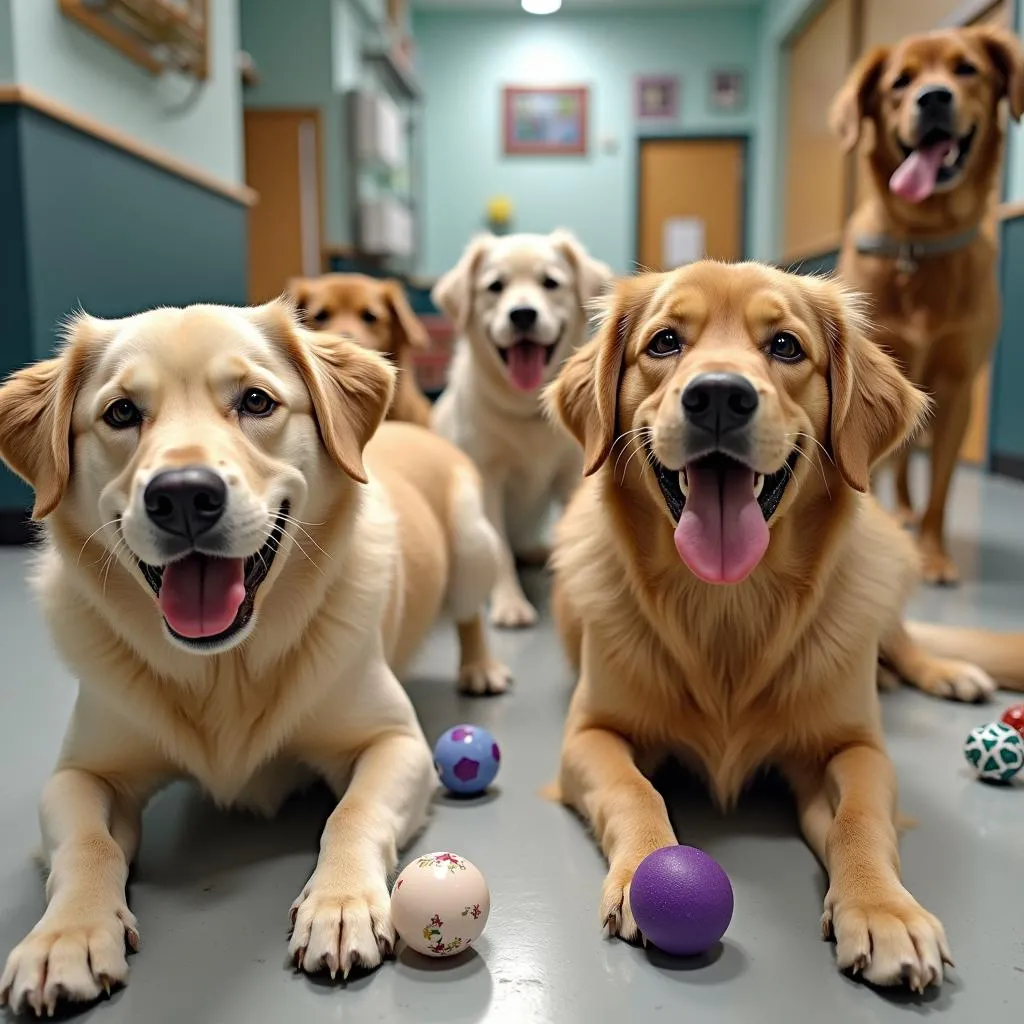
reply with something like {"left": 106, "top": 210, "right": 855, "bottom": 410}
{"left": 287, "top": 278, "right": 314, "bottom": 326}
{"left": 817, "top": 283, "right": 929, "bottom": 492}
{"left": 255, "top": 300, "right": 395, "bottom": 483}
{"left": 383, "top": 280, "right": 429, "bottom": 350}
{"left": 545, "top": 276, "right": 645, "bottom": 476}
{"left": 0, "top": 316, "right": 96, "bottom": 519}
{"left": 970, "top": 25, "right": 1024, "bottom": 120}
{"left": 431, "top": 235, "right": 492, "bottom": 330}
{"left": 830, "top": 46, "right": 890, "bottom": 153}
{"left": 551, "top": 229, "right": 614, "bottom": 303}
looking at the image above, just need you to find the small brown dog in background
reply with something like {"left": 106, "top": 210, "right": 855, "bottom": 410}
{"left": 289, "top": 273, "right": 433, "bottom": 427}
{"left": 832, "top": 25, "right": 1024, "bottom": 584}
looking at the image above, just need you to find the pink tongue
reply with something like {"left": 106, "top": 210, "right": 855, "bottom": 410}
{"left": 674, "top": 462, "right": 769, "bottom": 584}
{"left": 889, "top": 141, "right": 954, "bottom": 203}
{"left": 506, "top": 343, "right": 547, "bottom": 392}
{"left": 158, "top": 555, "right": 246, "bottom": 639}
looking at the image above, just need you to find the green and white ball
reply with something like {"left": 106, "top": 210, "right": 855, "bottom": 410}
{"left": 963, "top": 722, "right": 1024, "bottom": 783}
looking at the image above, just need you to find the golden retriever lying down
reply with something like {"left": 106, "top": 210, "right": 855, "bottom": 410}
{"left": 0, "top": 300, "right": 508, "bottom": 1015}
{"left": 545, "top": 262, "right": 1007, "bottom": 992}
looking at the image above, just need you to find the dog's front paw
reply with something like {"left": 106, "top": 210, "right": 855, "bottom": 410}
{"left": 919, "top": 538, "right": 959, "bottom": 587}
{"left": 289, "top": 874, "right": 395, "bottom": 980}
{"left": 0, "top": 902, "right": 139, "bottom": 1016}
{"left": 458, "top": 657, "right": 513, "bottom": 696}
{"left": 489, "top": 590, "right": 538, "bottom": 629}
{"left": 822, "top": 886, "right": 952, "bottom": 992}
{"left": 599, "top": 864, "right": 641, "bottom": 944}
{"left": 907, "top": 657, "right": 995, "bottom": 702}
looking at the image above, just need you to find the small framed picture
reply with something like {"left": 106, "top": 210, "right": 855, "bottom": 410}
{"left": 709, "top": 69, "right": 746, "bottom": 113}
{"left": 502, "top": 86, "right": 589, "bottom": 156}
{"left": 636, "top": 75, "right": 679, "bottom": 121}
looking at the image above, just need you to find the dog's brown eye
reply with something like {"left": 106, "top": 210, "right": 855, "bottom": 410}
{"left": 312, "top": 309, "right": 330, "bottom": 326}
{"left": 240, "top": 389, "right": 276, "bottom": 417}
{"left": 487, "top": 279, "right": 504, "bottom": 295}
{"left": 646, "top": 329, "right": 682, "bottom": 358}
{"left": 892, "top": 71, "right": 912, "bottom": 90}
{"left": 954, "top": 60, "right": 978, "bottom": 78}
{"left": 103, "top": 399, "right": 142, "bottom": 429}
{"left": 769, "top": 332, "right": 804, "bottom": 363}
{"left": 361, "top": 309, "right": 379, "bottom": 325}
{"left": 542, "top": 276, "right": 560, "bottom": 290}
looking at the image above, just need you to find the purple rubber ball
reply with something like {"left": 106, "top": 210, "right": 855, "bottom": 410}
{"left": 630, "top": 846, "right": 734, "bottom": 956}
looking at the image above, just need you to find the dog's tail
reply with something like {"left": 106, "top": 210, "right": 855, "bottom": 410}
{"left": 906, "top": 622, "right": 1024, "bottom": 690}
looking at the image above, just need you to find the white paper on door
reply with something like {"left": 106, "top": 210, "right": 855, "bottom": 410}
{"left": 663, "top": 217, "right": 705, "bottom": 269}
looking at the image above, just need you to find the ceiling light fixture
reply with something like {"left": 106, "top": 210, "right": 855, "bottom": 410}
{"left": 522, "top": 0, "right": 562, "bottom": 14}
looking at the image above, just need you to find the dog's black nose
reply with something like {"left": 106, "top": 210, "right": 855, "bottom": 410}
{"left": 916, "top": 85, "right": 954, "bottom": 112}
{"left": 509, "top": 306, "right": 538, "bottom": 331}
{"left": 682, "top": 373, "right": 759, "bottom": 435}
{"left": 144, "top": 467, "right": 227, "bottom": 539}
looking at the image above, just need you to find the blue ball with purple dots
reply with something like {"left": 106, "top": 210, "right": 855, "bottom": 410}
{"left": 433, "top": 725, "right": 501, "bottom": 795}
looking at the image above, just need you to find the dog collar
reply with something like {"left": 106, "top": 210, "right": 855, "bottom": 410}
{"left": 853, "top": 226, "right": 980, "bottom": 274}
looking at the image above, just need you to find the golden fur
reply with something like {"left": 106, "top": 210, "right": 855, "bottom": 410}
{"left": 543, "top": 262, "right": 997, "bottom": 992}
{"left": 289, "top": 273, "right": 433, "bottom": 427}
{"left": 832, "top": 26, "right": 1024, "bottom": 584}
{"left": 0, "top": 300, "right": 506, "bottom": 1015}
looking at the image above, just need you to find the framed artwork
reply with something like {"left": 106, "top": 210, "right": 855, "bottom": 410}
{"left": 502, "top": 86, "right": 589, "bottom": 155}
{"left": 636, "top": 75, "right": 679, "bottom": 121}
{"left": 709, "top": 69, "right": 746, "bottom": 113}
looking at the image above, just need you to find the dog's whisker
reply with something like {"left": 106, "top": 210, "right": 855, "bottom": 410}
{"left": 279, "top": 514, "right": 332, "bottom": 562}
{"left": 788, "top": 440, "right": 832, "bottom": 501}
{"left": 77, "top": 519, "right": 121, "bottom": 566}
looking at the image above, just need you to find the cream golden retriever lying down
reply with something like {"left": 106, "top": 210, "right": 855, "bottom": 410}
{"left": 545, "top": 262, "right": 1003, "bottom": 993}
{"left": 0, "top": 300, "right": 507, "bottom": 1015}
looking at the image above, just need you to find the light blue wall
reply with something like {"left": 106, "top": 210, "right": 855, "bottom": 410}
{"left": 0, "top": 1, "right": 13, "bottom": 84}
{"left": 413, "top": 8, "right": 760, "bottom": 278}
{"left": 5, "top": 0, "right": 243, "bottom": 183}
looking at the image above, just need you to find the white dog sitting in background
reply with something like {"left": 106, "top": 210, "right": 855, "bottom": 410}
{"left": 431, "top": 230, "right": 613, "bottom": 627}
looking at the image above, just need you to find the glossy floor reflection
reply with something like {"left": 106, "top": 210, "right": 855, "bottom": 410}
{"left": 0, "top": 463, "right": 1021, "bottom": 1022}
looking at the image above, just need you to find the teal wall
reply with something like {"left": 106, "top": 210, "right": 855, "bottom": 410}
{"left": 0, "top": 1, "right": 13, "bottom": 84}
{"left": 412, "top": 8, "right": 760, "bottom": 277}
{"left": 1006, "top": 0, "right": 1024, "bottom": 201}
{"left": 5, "top": 0, "right": 243, "bottom": 184}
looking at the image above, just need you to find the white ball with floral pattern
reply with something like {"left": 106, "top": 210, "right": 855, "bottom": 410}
{"left": 390, "top": 852, "right": 491, "bottom": 958}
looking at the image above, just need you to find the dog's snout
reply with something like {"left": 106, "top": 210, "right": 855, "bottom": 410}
{"left": 509, "top": 306, "right": 538, "bottom": 332}
{"left": 144, "top": 467, "right": 227, "bottom": 539}
{"left": 681, "top": 372, "right": 759, "bottom": 435}
{"left": 916, "top": 85, "right": 954, "bottom": 112}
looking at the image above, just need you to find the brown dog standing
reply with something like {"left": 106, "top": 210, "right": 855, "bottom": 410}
{"left": 289, "top": 274, "right": 434, "bottom": 427}
{"left": 832, "top": 26, "right": 1024, "bottom": 584}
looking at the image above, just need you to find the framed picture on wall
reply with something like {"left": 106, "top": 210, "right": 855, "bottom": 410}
{"left": 709, "top": 69, "right": 746, "bottom": 113}
{"left": 502, "top": 86, "right": 589, "bottom": 155}
{"left": 636, "top": 75, "right": 680, "bottom": 121}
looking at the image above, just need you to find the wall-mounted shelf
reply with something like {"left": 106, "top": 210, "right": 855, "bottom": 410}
{"left": 362, "top": 47, "right": 422, "bottom": 102}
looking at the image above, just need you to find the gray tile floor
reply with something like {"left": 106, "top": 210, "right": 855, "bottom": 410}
{"left": 0, "top": 463, "right": 1022, "bottom": 1023}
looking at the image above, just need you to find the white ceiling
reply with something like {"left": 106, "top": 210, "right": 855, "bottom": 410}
{"left": 411, "top": 0, "right": 762, "bottom": 11}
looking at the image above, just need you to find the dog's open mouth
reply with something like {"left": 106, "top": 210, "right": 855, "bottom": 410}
{"left": 498, "top": 340, "right": 558, "bottom": 392}
{"left": 139, "top": 503, "right": 289, "bottom": 648}
{"left": 651, "top": 450, "right": 799, "bottom": 585}
{"left": 891, "top": 126, "right": 976, "bottom": 202}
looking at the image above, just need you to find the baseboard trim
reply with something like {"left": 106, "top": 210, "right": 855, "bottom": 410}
{"left": 990, "top": 453, "right": 1024, "bottom": 482}
{"left": 0, "top": 509, "right": 35, "bottom": 545}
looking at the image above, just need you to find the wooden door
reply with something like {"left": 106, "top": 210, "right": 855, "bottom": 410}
{"left": 638, "top": 138, "right": 744, "bottom": 270}
{"left": 244, "top": 109, "right": 323, "bottom": 304}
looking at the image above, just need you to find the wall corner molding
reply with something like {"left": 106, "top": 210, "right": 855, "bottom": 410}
{"left": 0, "top": 85, "right": 257, "bottom": 207}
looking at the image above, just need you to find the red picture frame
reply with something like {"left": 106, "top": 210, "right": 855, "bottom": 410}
{"left": 502, "top": 86, "right": 589, "bottom": 156}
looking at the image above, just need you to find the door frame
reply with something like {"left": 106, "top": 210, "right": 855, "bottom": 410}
{"left": 635, "top": 133, "right": 750, "bottom": 269}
